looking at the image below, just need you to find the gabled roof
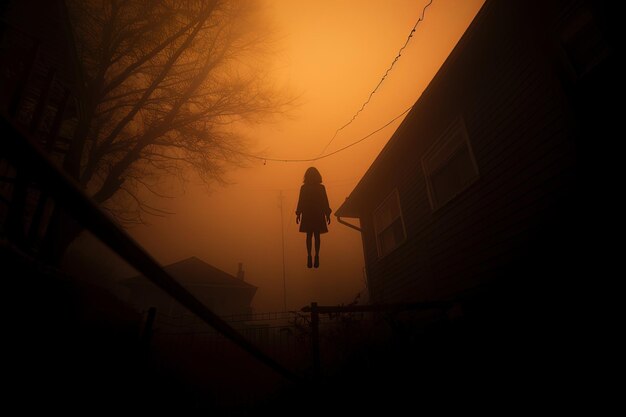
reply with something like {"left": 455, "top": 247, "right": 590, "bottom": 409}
{"left": 335, "top": 0, "right": 491, "bottom": 219}
{"left": 125, "top": 256, "right": 256, "bottom": 290}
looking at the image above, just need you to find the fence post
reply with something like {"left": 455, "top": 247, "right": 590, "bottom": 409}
{"left": 310, "top": 302, "right": 320, "bottom": 376}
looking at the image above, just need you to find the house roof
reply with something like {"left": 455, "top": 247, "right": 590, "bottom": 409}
{"left": 124, "top": 256, "right": 256, "bottom": 290}
{"left": 335, "top": 0, "right": 491, "bottom": 219}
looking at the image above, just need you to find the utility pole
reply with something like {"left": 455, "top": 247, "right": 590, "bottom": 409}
{"left": 279, "top": 190, "right": 287, "bottom": 311}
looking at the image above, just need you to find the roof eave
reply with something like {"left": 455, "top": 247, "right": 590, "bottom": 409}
{"left": 335, "top": 196, "right": 360, "bottom": 218}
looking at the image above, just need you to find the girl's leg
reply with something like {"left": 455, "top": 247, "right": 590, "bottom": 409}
{"left": 314, "top": 232, "right": 320, "bottom": 256}
{"left": 313, "top": 232, "right": 320, "bottom": 268}
{"left": 306, "top": 232, "right": 313, "bottom": 268}
{"left": 306, "top": 232, "right": 312, "bottom": 256}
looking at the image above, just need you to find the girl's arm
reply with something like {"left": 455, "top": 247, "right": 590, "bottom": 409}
{"left": 296, "top": 186, "right": 303, "bottom": 223}
{"left": 322, "top": 185, "right": 331, "bottom": 224}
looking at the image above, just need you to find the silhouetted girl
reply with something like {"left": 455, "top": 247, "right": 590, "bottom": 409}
{"left": 296, "top": 167, "right": 331, "bottom": 268}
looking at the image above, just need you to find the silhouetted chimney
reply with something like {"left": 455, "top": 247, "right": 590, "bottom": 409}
{"left": 237, "top": 262, "right": 244, "bottom": 281}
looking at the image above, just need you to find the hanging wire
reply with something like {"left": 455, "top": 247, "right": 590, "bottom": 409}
{"left": 233, "top": 104, "right": 413, "bottom": 163}
{"left": 317, "top": 0, "right": 433, "bottom": 156}
{"left": 226, "top": 1, "right": 433, "bottom": 164}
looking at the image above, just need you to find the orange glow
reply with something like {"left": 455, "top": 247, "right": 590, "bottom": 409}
{"left": 128, "top": 0, "right": 485, "bottom": 311}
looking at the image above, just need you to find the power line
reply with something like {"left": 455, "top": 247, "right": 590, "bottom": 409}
{"left": 317, "top": 0, "right": 433, "bottom": 156}
{"left": 228, "top": 1, "right": 432, "bottom": 164}
{"left": 234, "top": 104, "right": 413, "bottom": 163}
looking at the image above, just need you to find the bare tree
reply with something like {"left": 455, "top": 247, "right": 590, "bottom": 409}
{"left": 62, "top": 0, "right": 291, "bottom": 224}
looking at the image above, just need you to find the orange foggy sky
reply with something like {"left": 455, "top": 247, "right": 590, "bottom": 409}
{"left": 125, "top": 0, "right": 485, "bottom": 312}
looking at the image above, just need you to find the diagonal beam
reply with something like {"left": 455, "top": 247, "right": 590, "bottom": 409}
{"left": 0, "top": 115, "right": 300, "bottom": 383}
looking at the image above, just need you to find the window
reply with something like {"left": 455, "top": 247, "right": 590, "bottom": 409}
{"left": 559, "top": 6, "right": 610, "bottom": 80}
{"left": 373, "top": 189, "right": 406, "bottom": 257}
{"left": 422, "top": 117, "right": 479, "bottom": 210}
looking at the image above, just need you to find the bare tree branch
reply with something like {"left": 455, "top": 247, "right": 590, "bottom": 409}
{"left": 63, "top": 0, "right": 294, "bottom": 222}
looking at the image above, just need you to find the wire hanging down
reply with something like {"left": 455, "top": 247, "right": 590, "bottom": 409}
{"left": 234, "top": 105, "right": 413, "bottom": 163}
{"left": 317, "top": 0, "right": 434, "bottom": 156}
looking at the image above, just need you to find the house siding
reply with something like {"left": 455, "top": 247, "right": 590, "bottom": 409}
{"left": 356, "top": 0, "right": 582, "bottom": 303}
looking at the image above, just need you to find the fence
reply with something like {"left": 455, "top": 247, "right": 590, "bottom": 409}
{"left": 134, "top": 300, "right": 458, "bottom": 383}
{"left": 147, "top": 310, "right": 313, "bottom": 375}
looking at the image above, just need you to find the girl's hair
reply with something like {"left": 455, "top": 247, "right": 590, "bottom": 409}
{"left": 303, "top": 167, "right": 322, "bottom": 184}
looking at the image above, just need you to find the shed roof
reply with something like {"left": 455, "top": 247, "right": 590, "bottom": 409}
{"left": 125, "top": 256, "right": 256, "bottom": 290}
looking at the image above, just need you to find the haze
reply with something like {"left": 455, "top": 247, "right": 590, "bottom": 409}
{"left": 124, "top": 0, "right": 485, "bottom": 312}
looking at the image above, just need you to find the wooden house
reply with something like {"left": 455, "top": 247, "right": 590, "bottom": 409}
{"left": 335, "top": 0, "right": 613, "bottom": 310}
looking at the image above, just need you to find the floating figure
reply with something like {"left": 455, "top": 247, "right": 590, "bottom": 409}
{"left": 296, "top": 167, "right": 331, "bottom": 268}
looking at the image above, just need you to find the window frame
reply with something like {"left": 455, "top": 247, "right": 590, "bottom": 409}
{"left": 372, "top": 188, "right": 407, "bottom": 258}
{"left": 556, "top": 5, "right": 611, "bottom": 82}
{"left": 421, "top": 116, "right": 479, "bottom": 211}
